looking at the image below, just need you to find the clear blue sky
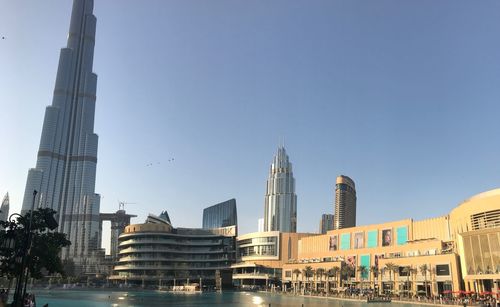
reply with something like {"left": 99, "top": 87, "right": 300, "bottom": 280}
{"left": 1, "top": 1, "right": 500, "bottom": 253}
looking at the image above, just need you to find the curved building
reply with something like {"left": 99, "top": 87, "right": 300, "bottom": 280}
{"left": 202, "top": 199, "right": 237, "bottom": 230}
{"left": 334, "top": 175, "right": 356, "bottom": 229}
{"left": 264, "top": 146, "right": 297, "bottom": 232}
{"left": 111, "top": 213, "right": 236, "bottom": 288}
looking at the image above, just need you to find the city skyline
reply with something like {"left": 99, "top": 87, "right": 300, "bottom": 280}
{"left": 2, "top": 0, "right": 500, "bottom": 250}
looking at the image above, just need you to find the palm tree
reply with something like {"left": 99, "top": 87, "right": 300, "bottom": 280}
{"left": 341, "top": 265, "right": 354, "bottom": 288}
{"left": 304, "top": 266, "right": 313, "bottom": 292}
{"left": 293, "top": 269, "right": 301, "bottom": 293}
{"left": 316, "top": 268, "right": 325, "bottom": 293}
{"left": 409, "top": 267, "right": 418, "bottom": 297}
{"left": 402, "top": 266, "right": 412, "bottom": 297}
{"left": 357, "top": 265, "right": 368, "bottom": 290}
{"left": 370, "top": 265, "right": 379, "bottom": 291}
{"left": 419, "top": 264, "right": 429, "bottom": 297}
{"left": 329, "top": 267, "right": 340, "bottom": 291}
{"left": 385, "top": 262, "right": 397, "bottom": 295}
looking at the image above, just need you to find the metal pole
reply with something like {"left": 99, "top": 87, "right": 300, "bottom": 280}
{"left": 22, "top": 190, "right": 37, "bottom": 299}
{"left": 12, "top": 190, "right": 37, "bottom": 307}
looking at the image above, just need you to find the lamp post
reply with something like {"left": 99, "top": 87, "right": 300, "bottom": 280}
{"left": 11, "top": 190, "right": 37, "bottom": 307}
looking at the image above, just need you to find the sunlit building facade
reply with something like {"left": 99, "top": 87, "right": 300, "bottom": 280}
{"left": 111, "top": 212, "right": 237, "bottom": 288}
{"left": 282, "top": 189, "right": 500, "bottom": 296}
{"left": 264, "top": 146, "right": 297, "bottom": 232}
{"left": 20, "top": 0, "right": 101, "bottom": 273}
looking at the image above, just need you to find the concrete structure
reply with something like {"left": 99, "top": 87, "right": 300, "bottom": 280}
{"left": 231, "top": 231, "right": 314, "bottom": 288}
{"left": 202, "top": 199, "right": 237, "bottom": 230}
{"left": 264, "top": 146, "right": 297, "bottom": 232}
{"left": 334, "top": 175, "right": 356, "bottom": 229}
{"left": 0, "top": 193, "right": 9, "bottom": 222}
{"left": 319, "top": 214, "right": 334, "bottom": 234}
{"left": 99, "top": 210, "right": 137, "bottom": 261}
{"left": 281, "top": 188, "right": 500, "bottom": 296}
{"left": 110, "top": 212, "right": 237, "bottom": 289}
{"left": 20, "top": 0, "right": 100, "bottom": 274}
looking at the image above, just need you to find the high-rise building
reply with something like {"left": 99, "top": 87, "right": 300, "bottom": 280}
{"left": 264, "top": 146, "right": 297, "bottom": 232}
{"left": 202, "top": 199, "right": 237, "bottom": 229}
{"left": 258, "top": 218, "right": 264, "bottom": 232}
{"left": 334, "top": 175, "right": 356, "bottom": 229}
{"left": 0, "top": 193, "right": 9, "bottom": 222}
{"left": 319, "top": 213, "right": 334, "bottom": 234}
{"left": 21, "top": 0, "right": 100, "bottom": 273}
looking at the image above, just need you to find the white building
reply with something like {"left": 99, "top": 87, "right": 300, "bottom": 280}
{"left": 263, "top": 146, "right": 297, "bottom": 232}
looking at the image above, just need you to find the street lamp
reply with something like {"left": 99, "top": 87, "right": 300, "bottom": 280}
{"left": 9, "top": 190, "right": 58, "bottom": 307}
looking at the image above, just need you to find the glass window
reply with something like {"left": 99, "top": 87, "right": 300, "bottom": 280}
{"left": 367, "top": 230, "right": 378, "bottom": 248}
{"left": 340, "top": 233, "right": 351, "bottom": 250}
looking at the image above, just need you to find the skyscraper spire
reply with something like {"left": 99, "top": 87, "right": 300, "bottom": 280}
{"left": 21, "top": 0, "right": 100, "bottom": 274}
{"left": 264, "top": 145, "right": 297, "bottom": 232}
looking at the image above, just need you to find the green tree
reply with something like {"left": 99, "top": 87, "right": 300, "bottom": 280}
{"left": 384, "top": 262, "right": 397, "bottom": 294}
{"left": 293, "top": 268, "right": 301, "bottom": 293}
{"left": 357, "top": 265, "right": 368, "bottom": 290}
{"left": 316, "top": 268, "right": 325, "bottom": 293}
{"left": 370, "top": 265, "right": 379, "bottom": 291}
{"left": 402, "top": 266, "right": 412, "bottom": 297}
{"left": 303, "top": 266, "right": 313, "bottom": 291}
{"left": 0, "top": 208, "right": 71, "bottom": 281}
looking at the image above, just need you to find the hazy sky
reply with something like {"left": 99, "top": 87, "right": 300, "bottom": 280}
{"left": 1, "top": 1, "right": 500, "bottom": 253}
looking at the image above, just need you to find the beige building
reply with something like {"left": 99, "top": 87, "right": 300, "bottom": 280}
{"left": 282, "top": 188, "right": 500, "bottom": 296}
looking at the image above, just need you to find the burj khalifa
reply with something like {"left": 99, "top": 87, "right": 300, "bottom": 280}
{"left": 21, "top": 0, "right": 100, "bottom": 273}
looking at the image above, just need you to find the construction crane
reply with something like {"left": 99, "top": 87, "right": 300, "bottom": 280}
{"left": 118, "top": 201, "right": 137, "bottom": 211}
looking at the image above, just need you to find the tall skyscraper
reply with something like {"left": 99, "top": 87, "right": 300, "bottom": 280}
{"left": 319, "top": 213, "right": 334, "bottom": 234}
{"left": 21, "top": 0, "right": 100, "bottom": 273}
{"left": 264, "top": 146, "right": 297, "bottom": 232}
{"left": 202, "top": 199, "right": 237, "bottom": 229}
{"left": 0, "top": 193, "right": 9, "bottom": 222}
{"left": 334, "top": 175, "right": 357, "bottom": 229}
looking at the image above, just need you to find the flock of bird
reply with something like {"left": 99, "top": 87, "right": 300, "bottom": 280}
{"left": 146, "top": 158, "right": 174, "bottom": 167}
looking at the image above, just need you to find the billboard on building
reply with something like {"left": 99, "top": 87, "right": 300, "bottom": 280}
{"left": 382, "top": 228, "right": 392, "bottom": 246}
{"left": 329, "top": 234, "right": 338, "bottom": 251}
{"left": 354, "top": 232, "right": 364, "bottom": 249}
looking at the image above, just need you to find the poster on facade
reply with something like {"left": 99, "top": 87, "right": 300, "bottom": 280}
{"left": 374, "top": 253, "right": 384, "bottom": 269}
{"left": 354, "top": 232, "right": 364, "bottom": 249}
{"left": 346, "top": 255, "right": 357, "bottom": 268}
{"left": 329, "top": 235, "right": 338, "bottom": 251}
{"left": 382, "top": 228, "right": 392, "bottom": 246}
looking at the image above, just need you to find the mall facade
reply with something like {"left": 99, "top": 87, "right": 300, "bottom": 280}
{"left": 281, "top": 188, "right": 500, "bottom": 296}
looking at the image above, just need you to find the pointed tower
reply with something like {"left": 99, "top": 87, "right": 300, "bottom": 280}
{"left": 263, "top": 146, "right": 297, "bottom": 232}
{"left": 21, "top": 0, "right": 100, "bottom": 273}
{"left": 0, "top": 193, "right": 9, "bottom": 222}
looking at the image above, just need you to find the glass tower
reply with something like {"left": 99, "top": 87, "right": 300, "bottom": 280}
{"left": 21, "top": 0, "right": 100, "bottom": 273}
{"left": 264, "top": 146, "right": 297, "bottom": 232}
{"left": 202, "top": 199, "right": 237, "bottom": 229}
{"left": 334, "top": 175, "right": 357, "bottom": 229}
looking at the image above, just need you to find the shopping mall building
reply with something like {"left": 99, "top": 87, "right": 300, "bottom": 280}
{"left": 110, "top": 212, "right": 236, "bottom": 289}
{"left": 281, "top": 188, "right": 500, "bottom": 296}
